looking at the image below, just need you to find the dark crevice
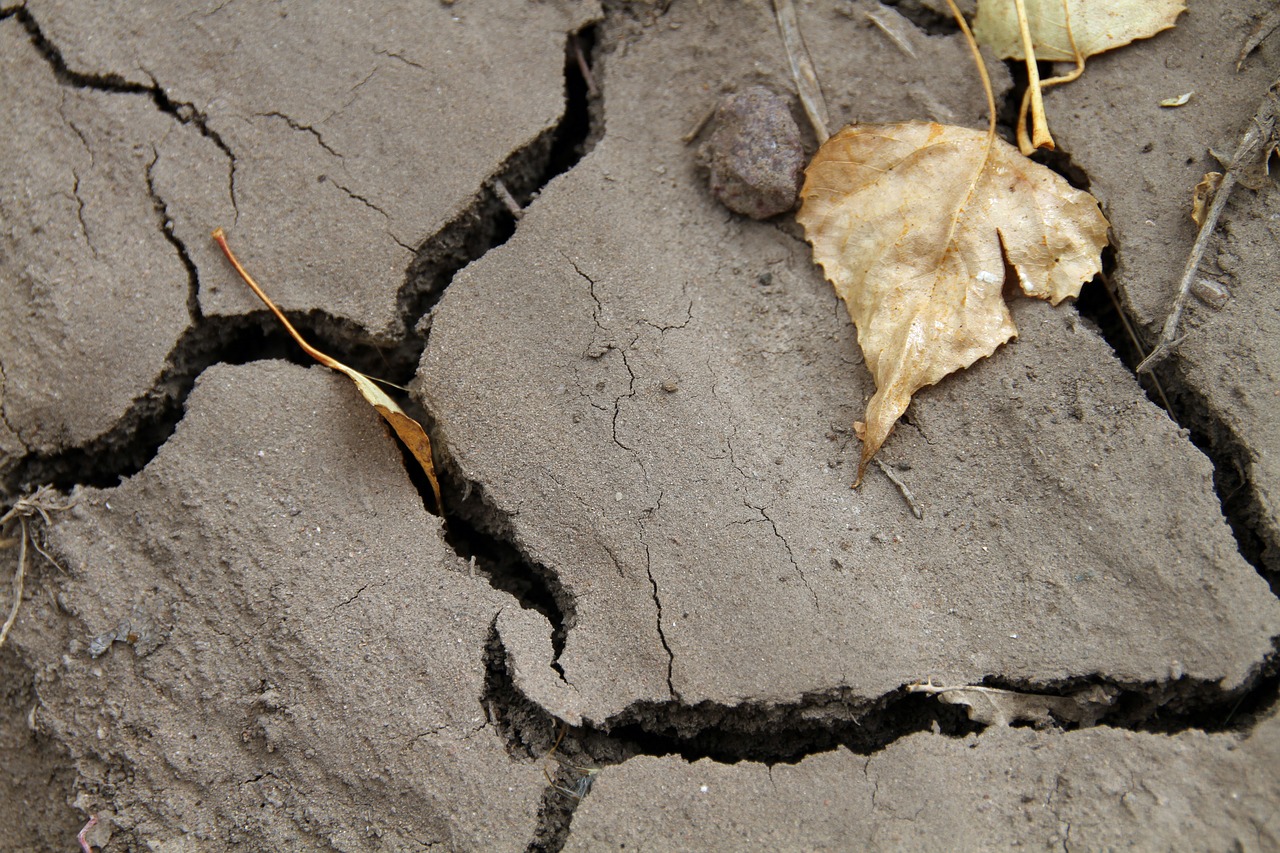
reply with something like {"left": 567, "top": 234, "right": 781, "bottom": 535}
{"left": 998, "top": 32, "right": 1279, "bottom": 601}
{"left": 398, "top": 21, "right": 600, "bottom": 331}
{"left": 481, "top": 622, "right": 577, "bottom": 853}
{"left": 1150, "top": 365, "right": 1280, "bottom": 595}
{"left": 501, "top": 644, "right": 1278, "bottom": 769}
{"left": 442, "top": 471, "right": 571, "bottom": 661}
{"left": 545, "top": 26, "right": 600, "bottom": 181}
{"left": 485, "top": 628, "right": 1279, "bottom": 850}
{"left": 5, "top": 312, "right": 419, "bottom": 496}
{"left": 15, "top": 1, "right": 1280, "bottom": 846}
{"left": 3, "top": 17, "right": 601, "bottom": 501}
{"left": 1030, "top": 144, "right": 1092, "bottom": 191}
{"left": 1020, "top": 59, "right": 1280, "bottom": 754}
{"left": 1074, "top": 240, "right": 1279, "bottom": 596}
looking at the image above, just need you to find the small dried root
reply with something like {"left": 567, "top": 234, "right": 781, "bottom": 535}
{"left": 874, "top": 459, "right": 923, "bottom": 520}
{"left": 0, "top": 486, "right": 75, "bottom": 652}
{"left": 541, "top": 721, "right": 601, "bottom": 800}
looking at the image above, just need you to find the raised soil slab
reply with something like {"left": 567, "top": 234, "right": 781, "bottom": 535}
{"left": 16, "top": 362, "right": 546, "bottom": 850}
{"left": 419, "top": 0, "right": 1280, "bottom": 725}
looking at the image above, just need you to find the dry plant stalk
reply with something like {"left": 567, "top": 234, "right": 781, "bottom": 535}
{"left": 0, "top": 486, "right": 74, "bottom": 651}
{"left": 973, "top": 0, "right": 1186, "bottom": 153}
{"left": 773, "top": 0, "right": 829, "bottom": 143}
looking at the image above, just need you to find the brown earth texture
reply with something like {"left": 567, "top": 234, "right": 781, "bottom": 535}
{"left": 2, "top": 1, "right": 1280, "bottom": 851}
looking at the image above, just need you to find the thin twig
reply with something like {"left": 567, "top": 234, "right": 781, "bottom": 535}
{"left": 874, "top": 459, "right": 923, "bottom": 519}
{"left": 493, "top": 178, "right": 524, "bottom": 220}
{"left": 1137, "top": 81, "right": 1280, "bottom": 373}
{"left": 571, "top": 34, "right": 598, "bottom": 98}
{"left": 681, "top": 103, "right": 716, "bottom": 144}
{"left": 773, "top": 0, "right": 830, "bottom": 143}
{"left": 77, "top": 815, "right": 98, "bottom": 853}
{"left": 1097, "top": 273, "right": 1172, "bottom": 411}
{"left": 0, "top": 518, "right": 29, "bottom": 650}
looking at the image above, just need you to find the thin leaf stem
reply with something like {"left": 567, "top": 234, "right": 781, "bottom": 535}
{"left": 1012, "top": 0, "right": 1054, "bottom": 152}
{"left": 211, "top": 228, "right": 338, "bottom": 370}
{"left": 945, "top": 0, "right": 997, "bottom": 140}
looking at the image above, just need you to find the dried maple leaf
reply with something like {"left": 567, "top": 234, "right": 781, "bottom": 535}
{"left": 797, "top": 121, "right": 1109, "bottom": 485}
{"left": 212, "top": 229, "right": 443, "bottom": 513}
{"left": 973, "top": 0, "right": 1185, "bottom": 62}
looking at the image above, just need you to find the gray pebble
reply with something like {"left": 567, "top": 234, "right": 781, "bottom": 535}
{"left": 699, "top": 87, "right": 805, "bottom": 219}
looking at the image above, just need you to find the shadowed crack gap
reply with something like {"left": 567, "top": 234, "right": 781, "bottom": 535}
{"left": 398, "top": 21, "right": 601, "bottom": 329}
{"left": 1071, "top": 203, "right": 1278, "bottom": 599}
{"left": 3, "top": 18, "right": 602, "bottom": 504}
{"left": 492, "top": 631, "right": 1279, "bottom": 769}
{"left": 441, "top": 474, "right": 572, "bottom": 665}
{"left": 1075, "top": 251, "right": 1279, "bottom": 597}
{"left": 4, "top": 311, "right": 422, "bottom": 496}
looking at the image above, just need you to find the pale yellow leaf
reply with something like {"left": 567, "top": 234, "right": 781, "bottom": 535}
{"left": 1159, "top": 91, "right": 1195, "bottom": 108}
{"left": 973, "top": 0, "right": 1185, "bottom": 62}
{"left": 797, "top": 122, "right": 1109, "bottom": 484}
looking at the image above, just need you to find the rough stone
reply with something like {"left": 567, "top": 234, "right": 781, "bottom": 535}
{"left": 699, "top": 86, "right": 805, "bottom": 219}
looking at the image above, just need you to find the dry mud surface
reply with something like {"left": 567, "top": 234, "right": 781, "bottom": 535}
{"left": 1, "top": 1, "right": 1278, "bottom": 851}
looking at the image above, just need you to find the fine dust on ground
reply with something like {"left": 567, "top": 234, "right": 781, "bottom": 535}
{"left": 2, "top": 1, "right": 1279, "bottom": 851}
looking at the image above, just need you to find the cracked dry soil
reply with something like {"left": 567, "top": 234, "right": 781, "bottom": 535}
{"left": 2, "top": 1, "right": 1279, "bottom": 851}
